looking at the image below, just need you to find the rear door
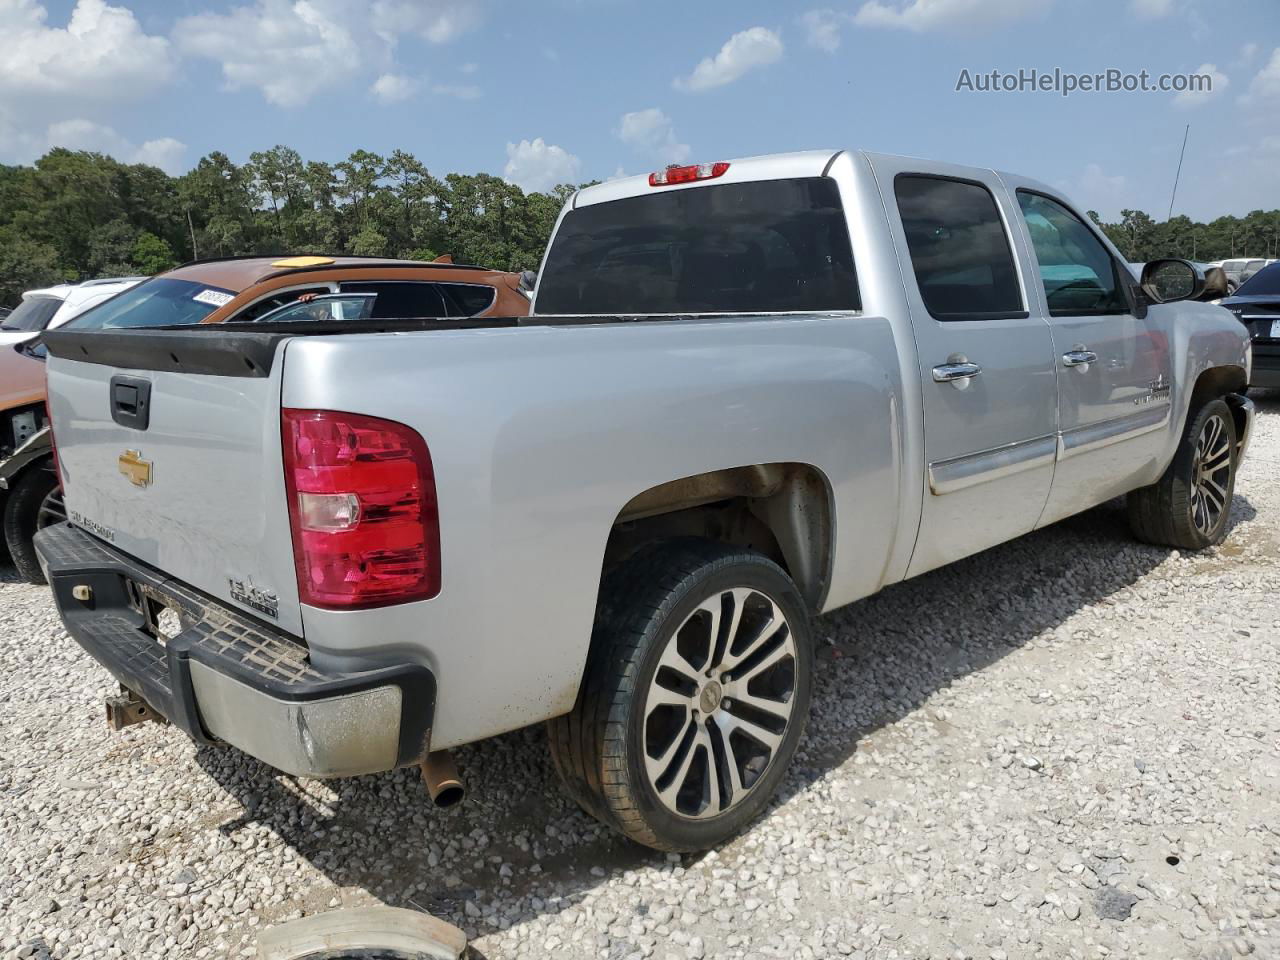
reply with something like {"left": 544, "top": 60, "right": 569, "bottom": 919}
{"left": 1009, "top": 187, "right": 1174, "bottom": 525}
{"left": 873, "top": 158, "right": 1057, "bottom": 577}
{"left": 45, "top": 331, "right": 304, "bottom": 636}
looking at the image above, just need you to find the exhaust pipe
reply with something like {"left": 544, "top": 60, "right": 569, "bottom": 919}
{"left": 420, "top": 751, "right": 465, "bottom": 809}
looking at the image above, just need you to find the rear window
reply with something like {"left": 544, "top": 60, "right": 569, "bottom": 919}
{"left": 64, "top": 278, "right": 235, "bottom": 329}
{"left": 1236, "top": 263, "right": 1280, "bottom": 296}
{"left": 2, "top": 295, "right": 64, "bottom": 332}
{"left": 535, "top": 177, "right": 859, "bottom": 315}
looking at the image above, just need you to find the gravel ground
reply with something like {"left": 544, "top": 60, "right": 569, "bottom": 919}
{"left": 3, "top": 395, "right": 1279, "bottom": 960}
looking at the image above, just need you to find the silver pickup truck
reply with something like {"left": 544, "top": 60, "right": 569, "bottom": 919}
{"left": 35, "top": 150, "right": 1252, "bottom": 852}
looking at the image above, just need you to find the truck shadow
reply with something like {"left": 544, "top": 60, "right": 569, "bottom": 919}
{"left": 192, "top": 492, "right": 1258, "bottom": 950}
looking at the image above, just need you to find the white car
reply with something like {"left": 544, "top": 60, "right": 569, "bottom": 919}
{"left": 0, "top": 277, "right": 145, "bottom": 347}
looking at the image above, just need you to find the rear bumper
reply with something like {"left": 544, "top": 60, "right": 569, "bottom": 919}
{"left": 34, "top": 522, "right": 436, "bottom": 778}
{"left": 1249, "top": 342, "right": 1280, "bottom": 388}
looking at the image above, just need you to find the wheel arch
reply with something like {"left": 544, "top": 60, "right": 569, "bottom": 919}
{"left": 601, "top": 462, "right": 835, "bottom": 612}
{"left": 1185, "top": 364, "right": 1248, "bottom": 444}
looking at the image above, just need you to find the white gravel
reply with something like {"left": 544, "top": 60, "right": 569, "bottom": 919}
{"left": 3, "top": 395, "right": 1280, "bottom": 960}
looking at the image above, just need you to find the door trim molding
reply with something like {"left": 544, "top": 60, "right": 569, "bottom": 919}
{"left": 928, "top": 434, "right": 1057, "bottom": 495}
{"left": 1057, "top": 404, "right": 1170, "bottom": 460}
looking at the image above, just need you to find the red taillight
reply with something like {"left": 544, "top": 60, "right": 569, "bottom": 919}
{"left": 648, "top": 161, "right": 730, "bottom": 187}
{"left": 282, "top": 409, "right": 440, "bottom": 609}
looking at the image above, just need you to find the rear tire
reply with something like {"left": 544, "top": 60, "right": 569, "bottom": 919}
{"left": 2, "top": 465, "right": 61, "bottom": 584}
{"left": 548, "top": 539, "right": 813, "bottom": 852}
{"left": 1127, "top": 397, "right": 1237, "bottom": 550}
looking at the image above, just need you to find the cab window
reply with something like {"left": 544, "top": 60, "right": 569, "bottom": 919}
{"left": 894, "top": 175, "right": 1025, "bottom": 321}
{"left": 1016, "top": 191, "right": 1129, "bottom": 316}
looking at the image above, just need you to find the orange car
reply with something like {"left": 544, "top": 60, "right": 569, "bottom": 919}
{"left": 1, "top": 255, "right": 532, "bottom": 582}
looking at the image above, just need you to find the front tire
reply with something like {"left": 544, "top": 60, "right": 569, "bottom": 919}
{"left": 549, "top": 540, "right": 813, "bottom": 851}
{"left": 2, "top": 466, "right": 62, "bottom": 584}
{"left": 1128, "top": 397, "right": 1237, "bottom": 550}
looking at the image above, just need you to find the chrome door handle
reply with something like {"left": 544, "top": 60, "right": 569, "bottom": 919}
{"left": 932, "top": 361, "right": 982, "bottom": 382}
{"left": 1062, "top": 350, "right": 1098, "bottom": 367}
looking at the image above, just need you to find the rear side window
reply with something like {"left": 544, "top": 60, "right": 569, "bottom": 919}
{"left": 233, "top": 287, "right": 331, "bottom": 323}
{"left": 895, "top": 175, "right": 1025, "bottom": 321}
{"left": 340, "top": 281, "right": 447, "bottom": 318}
{"left": 536, "top": 177, "right": 859, "bottom": 315}
{"left": 2, "top": 295, "right": 64, "bottom": 332}
{"left": 441, "top": 283, "right": 497, "bottom": 316}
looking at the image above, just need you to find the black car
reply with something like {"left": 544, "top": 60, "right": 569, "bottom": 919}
{"left": 1221, "top": 263, "right": 1280, "bottom": 389}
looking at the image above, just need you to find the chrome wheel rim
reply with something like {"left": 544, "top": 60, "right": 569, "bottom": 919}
{"left": 1191, "top": 414, "right": 1231, "bottom": 536}
{"left": 641, "top": 587, "right": 797, "bottom": 820}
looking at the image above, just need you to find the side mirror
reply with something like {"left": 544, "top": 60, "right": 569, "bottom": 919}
{"left": 1140, "top": 258, "right": 1205, "bottom": 304}
{"left": 518, "top": 270, "right": 537, "bottom": 293}
{"left": 1198, "top": 266, "right": 1229, "bottom": 301}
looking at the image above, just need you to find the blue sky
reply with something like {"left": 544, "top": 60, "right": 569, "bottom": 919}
{"left": 1, "top": 0, "right": 1277, "bottom": 221}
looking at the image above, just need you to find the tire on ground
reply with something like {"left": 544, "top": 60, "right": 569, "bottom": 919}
{"left": 2, "top": 465, "right": 59, "bottom": 584}
{"left": 1128, "top": 396, "right": 1237, "bottom": 550}
{"left": 548, "top": 538, "right": 813, "bottom": 852}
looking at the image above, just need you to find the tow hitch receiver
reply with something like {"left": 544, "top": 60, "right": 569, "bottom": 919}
{"left": 105, "top": 686, "right": 166, "bottom": 731}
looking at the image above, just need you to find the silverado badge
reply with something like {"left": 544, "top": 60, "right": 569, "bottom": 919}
{"left": 118, "top": 450, "right": 152, "bottom": 487}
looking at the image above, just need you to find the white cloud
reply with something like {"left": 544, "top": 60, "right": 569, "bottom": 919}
{"left": 800, "top": 9, "right": 849, "bottom": 52}
{"left": 42, "top": 119, "right": 187, "bottom": 173}
{"left": 1244, "top": 47, "right": 1280, "bottom": 104}
{"left": 617, "top": 108, "right": 690, "bottom": 164}
{"left": 175, "top": 0, "right": 480, "bottom": 109}
{"left": 431, "top": 82, "right": 481, "bottom": 100}
{"left": 174, "top": 0, "right": 367, "bottom": 108}
{"left": 1070, "top": 163, "right": 1129, "bottom": 220}
{"left": 674, "top": 27, "right": 783, "bottom": 92}
{"left": 853, "top": 0, "right": 1051, "bottom": 32}
{"left": 132, "top": 137, "right": 188, "bottom": 174}
{"left": 371, "top": 0, "right": 482, "bottom": 45}
{"left": 1173, "top": 62, "right": 1227, "bottom": 108}
{"left": 1129, "top": 0, "right": 1173, "bottom": 18}
{"left": 0, "top": 0, "right": 173, "bottom": 103}
{"left": 371, "top": 73, "right": 417, "bottom": 102}
{"left": 503, "top": 138, "right": 580, "bottom": 193}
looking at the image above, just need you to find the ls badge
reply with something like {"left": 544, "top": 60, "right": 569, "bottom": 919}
{"left": 118, "top": 449, "right": 153, "bottom": 487}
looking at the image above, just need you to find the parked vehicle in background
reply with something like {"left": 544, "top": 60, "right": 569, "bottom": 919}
{"left": 0, "top": 277, "right": 145, "bottom": 348}
{"left": 59, "top": 255, "right": 531, "bottom": 332}
{"left": 1218, "top": 258, "right": 1270, "bottom": 293}
{"left": 1221, "top": 262, "right": 1280, "bottom": 389}
{"left": 35, "top": 151, "right": 1251, "bottom": 852}
{"left": 2, "top": 256, "right": 527, "bottom": 584}
{"left": 1, "top": 278, "right": 143, "bottom": 578}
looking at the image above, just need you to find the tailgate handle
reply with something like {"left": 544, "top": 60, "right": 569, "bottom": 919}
{"left": 110, "top": 376, "right": 152, "bottom": 431}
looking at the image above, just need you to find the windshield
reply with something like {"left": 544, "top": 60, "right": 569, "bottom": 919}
{"left": 1236, "top": 263, "right": 1280, "bottom": 297}
{"left": 2, "top": 295, "right": 64, "bottom": 332}
{"left": 536, "top": 177, "right": 859, "bottom": 314}
{"left": 64, "top": 277, "right": 236, "bottom": 329}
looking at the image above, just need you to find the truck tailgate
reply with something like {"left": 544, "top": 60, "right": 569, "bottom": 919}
{"left": 43, "top": 330, "right": 304, "bottom": 636}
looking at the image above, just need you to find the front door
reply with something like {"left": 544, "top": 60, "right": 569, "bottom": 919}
{"left": 1010, "top": 189, "right": 1175, "bottom": 525}
{"left": 876, "top": 162, "right": 1058, "bottom": 577}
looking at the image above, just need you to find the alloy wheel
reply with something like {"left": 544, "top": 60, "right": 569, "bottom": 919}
{"left": 1190, "top": 413, "right": 1232, "bottom": 536}
{"left": 641, "top": 587, "right": 798, "bottom": 820}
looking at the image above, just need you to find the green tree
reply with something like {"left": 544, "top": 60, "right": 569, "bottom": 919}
{"left": 132, "top": 231, "right": 177, "bottom": 274}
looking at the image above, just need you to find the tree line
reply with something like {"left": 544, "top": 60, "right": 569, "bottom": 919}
{"left": 0, "top": 146, "right": 580, "bottom": 305}
{"left": 2, "top": 145, "right": 1278, "bottom": 306}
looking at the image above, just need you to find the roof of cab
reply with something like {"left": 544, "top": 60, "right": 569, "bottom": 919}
{"left": 573, "top": 150, "right": 840, "bottom": 209}
{"left": 161, "top": 255, "right": 493, "bottom": 294}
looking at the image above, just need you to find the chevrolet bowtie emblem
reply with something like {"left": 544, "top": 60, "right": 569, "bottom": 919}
{"left": 118, "top": 450, "right": 152, "bottom": 487}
